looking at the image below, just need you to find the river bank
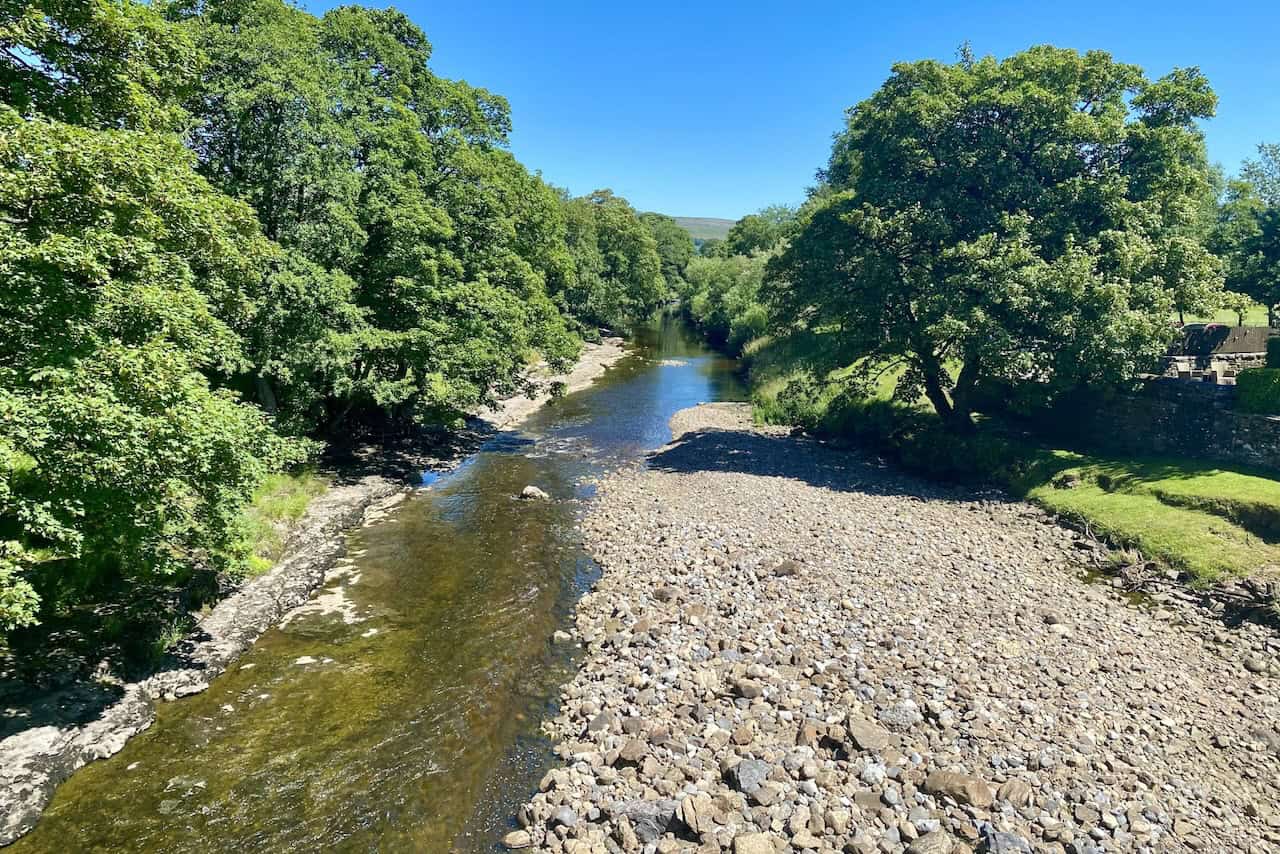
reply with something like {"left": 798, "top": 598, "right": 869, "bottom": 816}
{"left": 0, "top": 338, "right": 627, "bottom": 847}
{"left": 511, "top": 403, "right": 1280, "bottom": 854}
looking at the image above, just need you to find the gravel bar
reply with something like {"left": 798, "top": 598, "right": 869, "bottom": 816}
{"left": 510, "top": 403, "right": 1280, "bottom": 854}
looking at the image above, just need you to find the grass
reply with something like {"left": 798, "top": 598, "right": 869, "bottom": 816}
{"left": 741, "top": 333, "right": 1280, "bottom": 585}
{"left": 671, "top": 216, "right": 735, "bottom": 241}
{"left": 1182, "top": 301, "right": 1271, "bottom": 326}
{"left": 1007, "top": 451, "right": 1280, "bottom": 583}
{"left": 237, "top": 470, "right": 330, "bottom": 574}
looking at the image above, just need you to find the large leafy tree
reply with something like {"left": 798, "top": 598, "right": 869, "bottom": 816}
{"left": 640, "top": 212, "right": 695, "bottom": 290}
{"left": 173, "top": 0, "right": 578, "bottom": 430}
{"left": 1212, "top": 146, "right": 1280, "bottom": 325}
{"left": 0, "top": 1, "right": 303, "bottom": 632}
{"left": 558, "top": 190, "right": 665, "bottom": 328}
{"left": 769, "top": 47, "right": 1223, "bottom": 430}
{"left": 1212, "top": 179, "right": 1280, "bottom": 325}
{"left": 722, "top": 205, "right": 798, "bottom": 256}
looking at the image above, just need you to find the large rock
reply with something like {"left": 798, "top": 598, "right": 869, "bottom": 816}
{"left": 923, "top": 770, "right": 994, "bottom": 808}
{"left": 501, "top": 829, "right": 532, "bottom": 849}
{"left": 846, "top": 717, "right": 894, "bottom": 752}
{"left": 734, "top": 832, "right": 781, "bottom": 854}
{"left": 611, "top": 798, "right": 677, "bottom": 843}
{"left": 519, "top": 485, "right": 550, "bottom": 500}
{"left": 724, "top": 758, "right": 770, "bottom": 795}
{"left": 908, "top": 830, "right": 954, "bottom": 854}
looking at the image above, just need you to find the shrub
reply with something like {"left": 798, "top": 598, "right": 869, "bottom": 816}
{"left": 1267, "top": 336, "right": 1280, "bottom": 369}
{"left": 1237, "top": 368, "right": 1280, "bottom": 414}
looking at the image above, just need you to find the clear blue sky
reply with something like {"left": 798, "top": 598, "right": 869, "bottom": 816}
{"left": 310, "top": 0, "right": 1280, "bottom": 220}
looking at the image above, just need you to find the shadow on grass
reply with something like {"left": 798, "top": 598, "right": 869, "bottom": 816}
{"left": 649, "top": 424, "right": 1280, "bottom": 636}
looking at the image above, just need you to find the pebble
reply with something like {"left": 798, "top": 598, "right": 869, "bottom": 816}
{"left": 509, "top": 404, "right": 1280, "bottom": 853}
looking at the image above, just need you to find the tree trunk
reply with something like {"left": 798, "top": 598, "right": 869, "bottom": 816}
{"left": 254, "top": 374, "right": 278, "bottom": 415}
{"left": 918, "top": 357, "right": 975, "bottom": 434}
{"left": 950, "top": 356, "right": 982, "bottom": 421}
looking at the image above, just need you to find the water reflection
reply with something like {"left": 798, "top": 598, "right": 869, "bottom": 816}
{"left": 13, "top": 316, "right": 742, "bottom": 853}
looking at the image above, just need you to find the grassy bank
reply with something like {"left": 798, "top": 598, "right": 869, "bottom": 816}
{"left": 237, "top": 470, "right": 331, "bottom": 575}
{"left": 741, "top": 334, "right": 1280, "bottom": 585}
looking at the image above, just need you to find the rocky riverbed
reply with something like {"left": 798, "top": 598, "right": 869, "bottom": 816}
{"left": 510, "top": 403, "right": 1280, "bottom": 854}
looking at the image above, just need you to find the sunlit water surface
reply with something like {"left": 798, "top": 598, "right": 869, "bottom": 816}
{"left": 13, "top": 316, "right": 743, "bottom": 853}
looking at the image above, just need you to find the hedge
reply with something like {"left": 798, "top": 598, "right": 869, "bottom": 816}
{"left": 1237, "top": 368, "right": 1280, "bottom": 415}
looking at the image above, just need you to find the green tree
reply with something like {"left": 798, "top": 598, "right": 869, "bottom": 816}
{"left": 723, "top": 205, "right": 797, "bottom": 256}
{"left": 558, "top": 190, "right": 664, "bottom": 328}
{"left": 770, "top": 47, "right": 1223, "bottom": 431}
{"left": 173, "top": 0, "right": 578, "bottom": 430}
{"left": 697, "top": 237, "right": 725, "bottom": 257}
{"left": 681, "top": 253, "right": 770, "bottom": 353}
{"left": 1213, "top": 181, "right": 1280, "bottom": 325}
{"left": 1, "top": 0, "right": 195, "bottom": 130}
{"left": 1241, "top": 143, "right": 1280, "bottom": 207}
{"left": 0, "top": 110, "right": 304, "bottom": 632}
{"left": 640, "top": 212, "right": 695, "bottom": 291}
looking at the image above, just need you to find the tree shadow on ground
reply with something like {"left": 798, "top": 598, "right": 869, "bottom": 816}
{"left": 647, "top": 425, "right": 1280, "bottom": 636}
{"left": 646, "top": 425, "right": 996, "bottom": 503}
{"left": 322, "top": 417, "right": 503, "bottom": 485}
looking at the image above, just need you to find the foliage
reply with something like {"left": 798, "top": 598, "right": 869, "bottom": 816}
{"left": 768, "top": 46, "right": 1224, "bottom": 431}
{"left": 1, "top": 0, "right": 195, "bottom": 130}
{"left": 1211, "top": 177, "right": 1280, "bottom": 321}
{"left": 640, "top": 212, "right": 695, "bottom": 291}
{"left": 173, "top": 0, "right": 580, "bottom": 431}
{"left": 1241, "top": 143, "right": 1280, "bottom": 207}
{"left": 0, "top": 110, "right": 308, "bottom": 631}
{"left": 0, "top": 0, "right": 595, "bottom": 652}
{"left": 720, "top": 205, "right": 798, "bottom": 256}
{"left": 697, "top": 237, "right": 724, "bottom": 257}
{"left": 1237, "top": 368, "right": 1280, "bottom": 414}
{"left": 680, "top": 252, "right": 770, "bottom": 353}
{"left": 1269, "top": 338, "right": 1280, "bottom": 369}
{"left": 558, "top": 190, "right": 665, "bottom": 328}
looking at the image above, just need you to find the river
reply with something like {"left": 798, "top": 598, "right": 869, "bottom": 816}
{"left": 11, "top": 316, "right": 743, "bottom": 853}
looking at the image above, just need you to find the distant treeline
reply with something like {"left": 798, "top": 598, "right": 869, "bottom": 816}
{"left": 0, "top": 0, "right": 694, "bottom": 637}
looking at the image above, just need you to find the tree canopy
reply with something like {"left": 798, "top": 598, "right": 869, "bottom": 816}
{"left": 557, "top": 190, "right": 665, "bottom": 328}
{"left": 1212, "top": 148, "right": 1280, "bottom": 323}
{"left": 721, "top": 205, "right": 798, "bottom": 256}
{"left": 0, "top": 0, "right": 658, "bottom": 644}
{"left": 640, "top": 212, "right": 695, "bottom": 291}
{"left": 768, "top": 46, "right": 1223, "bottom": 429}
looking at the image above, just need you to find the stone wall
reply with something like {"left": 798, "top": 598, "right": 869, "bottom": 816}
{"left": 1061, "top": 379, "right": 1280, "bottom": 472}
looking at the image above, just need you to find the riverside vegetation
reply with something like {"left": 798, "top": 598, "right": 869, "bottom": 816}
{"left": 679, "top": 46, "right": 1280, "bottom": 592}
{"left": 0, "top": 0, "right": 695, "bottom": 679}
{"left": 6, "top": 14, "right": 1280, "bottom": 854}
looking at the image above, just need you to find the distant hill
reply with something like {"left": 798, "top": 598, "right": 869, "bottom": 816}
{"left": 671, "top": 216, "right": 735, "bottom": 242}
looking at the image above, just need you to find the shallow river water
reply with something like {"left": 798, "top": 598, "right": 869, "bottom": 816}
{"left": 13, "top": 316, "right": 743, "bottom": 853}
